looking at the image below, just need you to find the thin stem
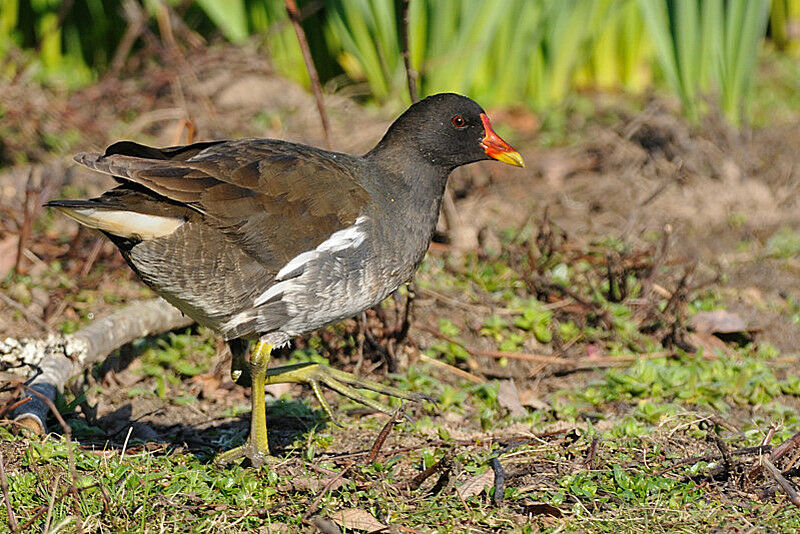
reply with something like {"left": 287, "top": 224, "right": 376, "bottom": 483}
{"left": 400, "top": 0, "right": 418, "bottom": 103}
{"left": 285, "top": 0, "right": 332, "bottom": 149}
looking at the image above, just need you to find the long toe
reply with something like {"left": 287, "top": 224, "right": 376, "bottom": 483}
{"left": 264, "top": 362, "right": 429, "bottom": 419}
{"left": 214, "top": 440, "right": 274, "bottom": 468}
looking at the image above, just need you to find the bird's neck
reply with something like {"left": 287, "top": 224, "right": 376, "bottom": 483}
{"left": 365, "top": 142, "right": 452, "bottom": 204}
{"left": 364, "top": 144, "right": 452, "bottom": 281}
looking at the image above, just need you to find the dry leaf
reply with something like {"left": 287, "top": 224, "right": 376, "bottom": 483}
{"left": 457, "top": 469, "right": 495, "bottom": 500}
{"left": 189, "top": 373, "right": 223, "bottom": 400}
{"left": 518, "top": 389, "right": 550, "bottom": 410}
{"left": 265, "top": 383, "right": 293, "bottom": 398}
{"left": 329, "top": 508, "right": 386, "bottom": 533}
{"left": 686, "top": 332, "right": 730, "bottom": 355}
{"left": 258, "top": 522, "right": 289, "bottom": 533}
{"left": 521, "top": 500, "right": 562, "bottom": 517}
{"left": 497, "top": 379, "right": 527, "bottom": 417}
{"left": 0, "top": 235, "right": 18, "bottom": 279}
{"left": 690, "top": 310, "right": 747, "bottom": 334}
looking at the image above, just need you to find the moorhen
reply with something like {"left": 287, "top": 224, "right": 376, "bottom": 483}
{"left": 47, "top": 93, "right": 524, "bottom": 466}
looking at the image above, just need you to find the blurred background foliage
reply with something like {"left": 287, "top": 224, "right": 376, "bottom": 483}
{"left": 0, "top": 0, "right": 798, "bottom": 126}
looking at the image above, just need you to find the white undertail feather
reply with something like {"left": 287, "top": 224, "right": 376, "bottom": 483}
{"left": 252, "top": 215, "right": 370, "bottom": 308}
{"left": 54, "top": 207, "right": 185, "bottom": 240}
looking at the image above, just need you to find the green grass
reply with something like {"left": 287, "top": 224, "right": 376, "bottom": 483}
{"left": 3, "top": 340, "right": 799, "bottom": 531}
{"left": 4, "top": 227, "right": 800, "bottom": 532}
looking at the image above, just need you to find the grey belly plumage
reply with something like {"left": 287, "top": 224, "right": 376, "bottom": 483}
{"left": 123, "top": 219, "right": 413, "bottom": 342}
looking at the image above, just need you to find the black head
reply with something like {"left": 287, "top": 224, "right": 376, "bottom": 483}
{"left": 371, "top": 93, "right": 524, "bottom": 170}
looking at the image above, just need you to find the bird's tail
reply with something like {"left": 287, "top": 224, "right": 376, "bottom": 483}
{"left": 45, "top": 200, "right": 184, "bottom": 240}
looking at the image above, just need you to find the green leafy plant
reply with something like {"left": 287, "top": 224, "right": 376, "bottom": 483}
{"left": 638, "top": 0, "right": 770, "bottom": 124}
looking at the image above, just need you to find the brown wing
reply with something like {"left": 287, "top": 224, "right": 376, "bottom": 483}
{"left": 75, "top": 139, "right": 371, "bottom": 270}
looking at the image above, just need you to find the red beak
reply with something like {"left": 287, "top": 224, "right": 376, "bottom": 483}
{"left": 480, "top": 113, "right": 525, "bottom": 167}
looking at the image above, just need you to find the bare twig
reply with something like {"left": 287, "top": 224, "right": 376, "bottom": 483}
{"left": 784, "top": 447, "right": 800, "bottom": 473}
{"left": 642, "top": 224, "right": 672, "bottom": 296}
{"left": 285, "top": 0, "right": 331, "bottom": 149}
{"left": 656, "top": 445, "right": 771, "bottom": 475}
{"left": 0, "top": 292, "right": 52, "bottom": 333}
{"left": 303, "top": 461, "right": 355, "bottom": 521}
{"left": 413, "top": 321, "right": 565, "bottom": 365}
{"left": 771, "top": 431, "right": 800, "bottom": 462}
{"left": 406, "top": 450, "right": 454, "bottom": 492}
{"left": 761, "top": 424, "right": 777, "bottom": 447}
{"left": 417, "top": 353, "right": 484, "bottom": 383}
{"left": 393, "top": 282, "right": 415, "bottom": 346}
{"left": 23, "top": 385, "right": 83, "bottom": 532}
{"left": 414, "top": 321, "right": 671, "bottom": 368}
{"left": 490, "top": 456, "right": 506, "bottom": 506}
{"left": 363, "top": 407, "right": 404, "bottom": 465}
{"left": 711, "top": 434, "right": 733, "bottom": 473}
{"left": 111, "top": 0, "right": 148, "bottom": 75}
{"left": 14, "top": 169, "right": 36, "bottom": 274}
{"left": 7, "top": 298, "right": 194, "bottom": 434}
{"left": 528, "top": 274, "right": 613, "bottom": 327}
{"left": 78, "top": 238, "right": 104, "bottom": 278}
{"left": 19, "top": 482, "right": 105, "bottom": 533}
{"left": 0, "top": 452, "right": 18, "bottom": 534}
{"left": 400, "top": 0, "right": 418, "bottom": 103}
{"left": 762, "top": 456, "right": 800, "bottom": 507}
{"left": 583, "top": 437, "right": 599, "bottom": 469}
{"left": 43, "top": 475, "right": 61, "bottom": 534}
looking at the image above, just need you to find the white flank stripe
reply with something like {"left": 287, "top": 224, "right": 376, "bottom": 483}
{"left": 275, "top": 250, "right": 319, "bottom": 280}
{"left": 222, "top": 310, "right": 254, "bottom": 331}
{"left": 253, "top": 279, "right": 295, "bottom": 307}
{"left": 254, "top": 215, "right": 369, "bottom": 307}
{"left": 316, "top": 215, "right": 368, "bottom": 252}
{"left": 59, "top": 208, "right": 184, "bottom": 240}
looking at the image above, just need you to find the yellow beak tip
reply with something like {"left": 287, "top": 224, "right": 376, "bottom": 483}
{"left": 494, "top": 150, "right": 525, "bottom": 168}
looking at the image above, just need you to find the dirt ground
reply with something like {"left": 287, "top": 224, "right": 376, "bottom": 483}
{"left": 1, "top": 43, "right": 799, "bottom": 530}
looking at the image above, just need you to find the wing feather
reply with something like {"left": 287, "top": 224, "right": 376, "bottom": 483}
{"left": 73, "top": 139, "right": 371, "bottom": 271}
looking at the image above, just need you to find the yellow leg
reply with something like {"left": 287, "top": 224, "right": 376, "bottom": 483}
{"left": 215, "top": 341, "right": 273, "bottom": 467}
{"left": 215, "top": 342, "right": 431, "bottom": 467}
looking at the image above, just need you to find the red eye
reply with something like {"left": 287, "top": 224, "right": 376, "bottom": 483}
{"left": 452, "top": 115, "right": 466, "bottom": 128}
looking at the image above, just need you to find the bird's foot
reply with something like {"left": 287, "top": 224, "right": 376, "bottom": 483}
{"left": 214, "top": 437, "right": 275, "bottom": 468}
{"left": 264, "top": 362, "right": 432, "bottom": 425}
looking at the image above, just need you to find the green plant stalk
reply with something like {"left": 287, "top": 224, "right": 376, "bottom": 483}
{"left": 195, "top": 0, "right": 248, "bottom": 43}
{"left": 718, "top": 0, "right": 770, "bottom": 125}
{"left": 639, "top": 0, "right": 769, "bottom": 124}
{"left": 638, "top": 0, "right": 695, "bottom": 119}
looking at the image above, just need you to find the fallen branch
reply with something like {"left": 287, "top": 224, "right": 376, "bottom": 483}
{"left": 771, "top": 431, "right": 800, "bottom": 462}
{"left": 762, "top": 456, "right": 800, "bottom": 507}
{"left": 3, "top": 298, "right": 193, "bottom": 434}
